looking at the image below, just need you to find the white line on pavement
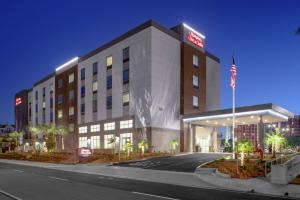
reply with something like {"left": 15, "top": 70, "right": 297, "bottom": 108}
{"left": 48, "top": 176, "right": 69, "bottom": 182}
{"left": 132, "top": 191, "right": 180, "bottom": 200}
{"left": 0, "top": 189, "right": 23, "bottom": 200}
{"left": 13, "top": 169, "right": 24, "bottom": 173}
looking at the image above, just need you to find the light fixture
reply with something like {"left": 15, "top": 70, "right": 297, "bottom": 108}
{"left": 250, "top": 115, "right": 254, "bottom": 119}
{"left": 55, "top": 57, "right": 79, "bottom": 72}
{"left": 183, "top": 23, "right": 206, "bottom": 39}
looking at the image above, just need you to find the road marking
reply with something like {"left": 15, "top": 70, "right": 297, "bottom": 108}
{"left": 98, "top": 176, "right": 115, "bottom": 180}
{"left": 0, "top": 189, "right": 23, "bottom": 200}
{"left": 13, "top": 169, "right": 24, "bottom": 173}
{"left": 132, "top": 191, "right": 180, "bottom": 200}
{"left": 48, "top": 176, "right": 69, "bottom": 182}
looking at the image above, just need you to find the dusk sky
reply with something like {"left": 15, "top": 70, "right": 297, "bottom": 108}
{"left": 0, "top": 0, "right": 299, "bottom": 124}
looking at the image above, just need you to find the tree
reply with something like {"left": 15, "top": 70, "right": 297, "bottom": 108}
{"left": 138, "top": 140, "right": 148, "bottom": 157}
{"left": 55, "top": 126, "right": 69, "bottom": 151}
{"left": 108, "top": 136, "right": 116, "bottom": 155}
{"left": 170, "top": 140, "right": 179, "bottom": 154}
{"left": 28, "top": 126, "right": 41, "bottom": 152}
{"left": 236, "top": 140, "right": 253, "bottom": 166}
{"left": 265, "top": 130, "right": 286, "bottom": 158}
{"left": 123, "top": 141, "right": 132, "bottom": 157}
{"left": 9, "top": 131, "right": 22, "bottom": 151}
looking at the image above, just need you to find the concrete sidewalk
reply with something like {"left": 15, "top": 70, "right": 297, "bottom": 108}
{"left": 1, "top": 159, "right": 300, "bottom": 198}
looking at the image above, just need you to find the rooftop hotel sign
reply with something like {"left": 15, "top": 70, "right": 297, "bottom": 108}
{"left": 15, "top": 97, "right": 22, "bottom": 106}
{"left": 187, "top": 31, "right": 204, "bottom": 48}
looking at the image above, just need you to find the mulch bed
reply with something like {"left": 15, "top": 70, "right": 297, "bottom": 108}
{"left": 290, "top": 175, "right": 300, "bottom": 185}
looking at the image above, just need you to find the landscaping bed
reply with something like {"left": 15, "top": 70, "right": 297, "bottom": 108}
{"left": 202, "top": 158, "right": 269, "bottom": 179}
{"left": 290, "top": 175, "right": 300, "bottom": 185}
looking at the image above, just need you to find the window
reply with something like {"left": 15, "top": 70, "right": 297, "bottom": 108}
{"left": 93, "top": 99, "right": 97, "bottom": 113}
{"left": 50, "top": 111, "right": 53, "bottom": 122}
{"left": 123, "top": 47, "right": 129, "bottom": 61}
{"left": 58, "top": 79, "right": 63, "bottom": 88}
{"left": 106, "top": 56, "right": 112, "bottom": 68}
{"left": 69, "top": 90, "right": 74, "bottom": 101}
{"left": 69, "top": 123, "right": 74, "bottom": 132}
{"left": 122, "top": 93, "right": 129, "bottom": 106}
{"left": 50, "top": 83, "right": 54, "bottom": 92}
{"left": 42, "top": 101, "right": 46, "bottom": 109}
{"left": 106, "top": 75, "right": 112, "bottom": 89}
{"left": 104, "top": 122, "right": 115, "bottom": 131}
{"left": 81, "top": 68, "right": 85, "bottom": 80}
{"left": 120, "top": 133, "right": 133, "bottom": 151}
{"left": 58, "top": 94, "right": 63, "bottom": 104}
{"left": 81, "top": 86, "right": 85, "bottom": 97}
{"left": 50, "top": 97, "right": 53, "bottom": 108}
{"left": 43, "top": 87, "right": 46, "bottom": 96}
{"left": 107, "top": 96, "right": 112, "bottom": 109}
{"left": 193, "top": 75, "right": 199, "bottom": 87}
{"left": 104, "top": 134, "right": 114, "bottom": 149}
{"left": 58, "top": 109, "right": 63, "bottom": 120}
{"left": 123, "top": 69, "right": 129, "bottom": 83}
{"left": 79, "top": 137, "right": 87, "bottom": 148}
{"left": 35, "top": 91, "right": 38, "bottom": 100}
{"left": 91, "top": 124, "right": 100, "bottom": 132}
{"left": 79, "top": 126, "right": 88, "bottom": 134}
{"left": 35, "top": 104, "right": 38, "bottom": 113}
{"left": 69, "top": 73, "right": 74, "bottom": 83}
{"left": 81, "top": 103, "right": 85, "bottom": 115}
{"left": 91, "top": 136, "right": 100, "bottom": 149}
{"left": 193, "top": 55, "right": 199, "bottom": 67}
{"left": 93, "top": 62, "right": 98, "bottom": 75}
{"left": 69, "top": 106, "right": 74, "bottom": 116}
{"left": 120, "top": 120, "right": 133, "bottom": 129}
{"left": 92, "top": 81, "right": 98, "bottom": 92}
{"left": 193, "top": 96, "right": 199, "bottom": 108}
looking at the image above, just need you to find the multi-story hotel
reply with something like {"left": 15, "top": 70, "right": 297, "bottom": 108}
{"left": 15, "top": 19, "right": 220, "bottom": 152}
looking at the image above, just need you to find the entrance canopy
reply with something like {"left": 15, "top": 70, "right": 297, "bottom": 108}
{"left": 182, "top": 103, "right": 294, "bottom": 126}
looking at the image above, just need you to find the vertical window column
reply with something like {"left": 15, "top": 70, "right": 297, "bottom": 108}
{"left": 122, "top": 47, "right": 130, "bottom": 106}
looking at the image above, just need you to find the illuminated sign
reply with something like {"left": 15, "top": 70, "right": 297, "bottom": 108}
{"left": 187, "top": 31, "right": 204, "bottom": 48}
{"left": 15, "top": 97, "right": 22, "bottom": 106}
{"left": 78, "top": 147, "right": 92, "bottom": 157}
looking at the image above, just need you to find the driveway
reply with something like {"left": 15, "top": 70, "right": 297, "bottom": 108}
{"left": 115, "top": 153, "right": 226, "bottom": 172}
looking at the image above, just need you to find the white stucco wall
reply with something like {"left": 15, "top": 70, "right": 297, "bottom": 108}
{"left": 206, "top": 56, "right": 220, "bottom": 111}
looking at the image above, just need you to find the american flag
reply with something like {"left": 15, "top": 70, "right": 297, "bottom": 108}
{"left": 230, "top": 57, "right": 237, "bottom": 89}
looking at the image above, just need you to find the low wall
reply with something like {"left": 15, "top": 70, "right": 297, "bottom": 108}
{"left": 271, "top": 155, "right": 300, "bottom": 184}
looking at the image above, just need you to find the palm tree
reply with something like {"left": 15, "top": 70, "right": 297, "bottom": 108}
{"left": 28, "top": 126, "right": 41, "bottom": 152}
{"left": 9, "top": 131, "right": 22, "bottom": 151}
{"left": 55, "top": 126, "right": 69, "bottom": 151}
{"left": 170, "top": 140, "right": 179, "bottom": 154}
{"left": 138, "top": 140, "right": 148, "bottom": 157}
{"left": 236, "top": 140, "right": 253, "bottom": 166}
{"left": 265, "top": 130, "right": 286, "bottom": 158}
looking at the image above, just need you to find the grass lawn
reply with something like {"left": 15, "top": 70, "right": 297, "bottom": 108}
{"left": 202, "top": 158, "right": 268, "bottom": 179}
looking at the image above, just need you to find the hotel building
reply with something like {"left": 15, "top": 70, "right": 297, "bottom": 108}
{"left": 15, "top": 19, "right": 220, "bottom": 152}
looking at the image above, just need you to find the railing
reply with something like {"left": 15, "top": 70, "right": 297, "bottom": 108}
{"left": 264, "top": 152, "right": 299, "bottom": 177}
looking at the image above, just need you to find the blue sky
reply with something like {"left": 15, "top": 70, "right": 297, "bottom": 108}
{"left": 0, "top": 0, "right": 299, "bottom": 123}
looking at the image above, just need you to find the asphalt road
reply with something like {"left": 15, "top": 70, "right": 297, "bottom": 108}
{"left": 116, "top": 153, "right": 226, "bottom": 172}
{"left": 0, "top": 162, "right": 295, "bottom": 200}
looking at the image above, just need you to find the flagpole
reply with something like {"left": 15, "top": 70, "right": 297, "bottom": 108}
{"left": 232, "top": 87, "right": 235, "bottom": 159}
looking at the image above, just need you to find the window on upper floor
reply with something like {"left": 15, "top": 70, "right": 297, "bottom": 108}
{"left": 58, "top": 94, "right": 63, "bottom": 105}
{"left": 123, "top": 69, "right": 129, "bottom": 84}
{"left": 58, "top": 109, "right": 63, "bottom": 120}
{"left": 106, "top": 56, "right": 112, "bottom": 69}
{"left": 106, "top": 96, "right": 112, "bottom": 109}
{"left": 106, "top": 75, "right": 112, "bottom": 89}
{"left": 58, "top": 79, "right": 63, "bottom": 88}
{"left": 81, "top": 103, "right": 85, "bottom": 115}
{"left": 92, "top": 81, "right": 98, "bottom": 93}
{"left": 93, "top": 99, "right": 97, "bottom": 113}
{"left": 69, "top": 106, "right": 74, "bottom": 116}
{"left": 43, "top": 87, "right": 46, "bottom": 97}
{"left": 93, "top": 62, "right": 98, "bottom": 75}
{"left": 123, "top": 47, "right": 129, "bottom": 62}
{"left": 69, "top": 73, "right": 74, "bottom": 84}
{"left": 122, "top": 93, "right": 129, "bottom": 106}
{"left": 193, "top": 96, "right": 199, "bottom": 108}
{"left": 35, "top": 91, "right": 38, "bottom": 100}
{"left": 81, "top": 86, "right": 85, "bottom": 97}
{"left": 193, "top": 75, "right": 199, "bottom": 88}
{"left": 193, "top": 55, "right": 199, "bottom": 67}
{"left": 81, "top": 68, "right": 85, "bottom": 80}
{"left": 69, "top": 90, "right": 74, "bottom": 101}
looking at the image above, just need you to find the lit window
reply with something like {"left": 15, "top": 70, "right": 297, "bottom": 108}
{"left": 104, "top": 122, "right": 115, "bottom": 131}
{"left": 69, "top": 123, "right": 74, "bottom": 132}
{"left": 69, "top": 106, "right": 74, "bottom": 116}
{"left": 122, "top": 93, "right": 129, "bottom": 105}
{"left": 79, "top": 137, "right": 87, "bottom": 148}
{"left": 193, "top": 55, "right": 199, "bottom": 67}
{"left": 91, "top": 136, "right": 100, "bottom": 149}
{"left": 79, "top": 126, "right": 88, "bottom": 134}
{"left": 120, "top": 133, "right": 133, "bottom": 151}
{"left": 58, "top": 109, "right": 63, "bottom": 120}
{"left": 120, "top": 120, "right": 133, "bottom": 129}
{"left": 92, "top": 81, "right": 98, "bottom": 92}
{"left": 68, "top": 73, "right": 74, "bottom": 83}
{"left": 106, "top": 56, "right": 112, "bottom": 67}
{"left": 91, "top": 124, "right": 100, "bottom": 132}
{"left": 193, "top": 96, "right": 199, "bottom": 108}
{"left": 193, "top": 75, "right": 199, "bottom": 87}
{"left": 104, "top": 134, "right": 114, "bottom": 149}
{"left": 42, "top": 101, "right": 46, "bottom": 109}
